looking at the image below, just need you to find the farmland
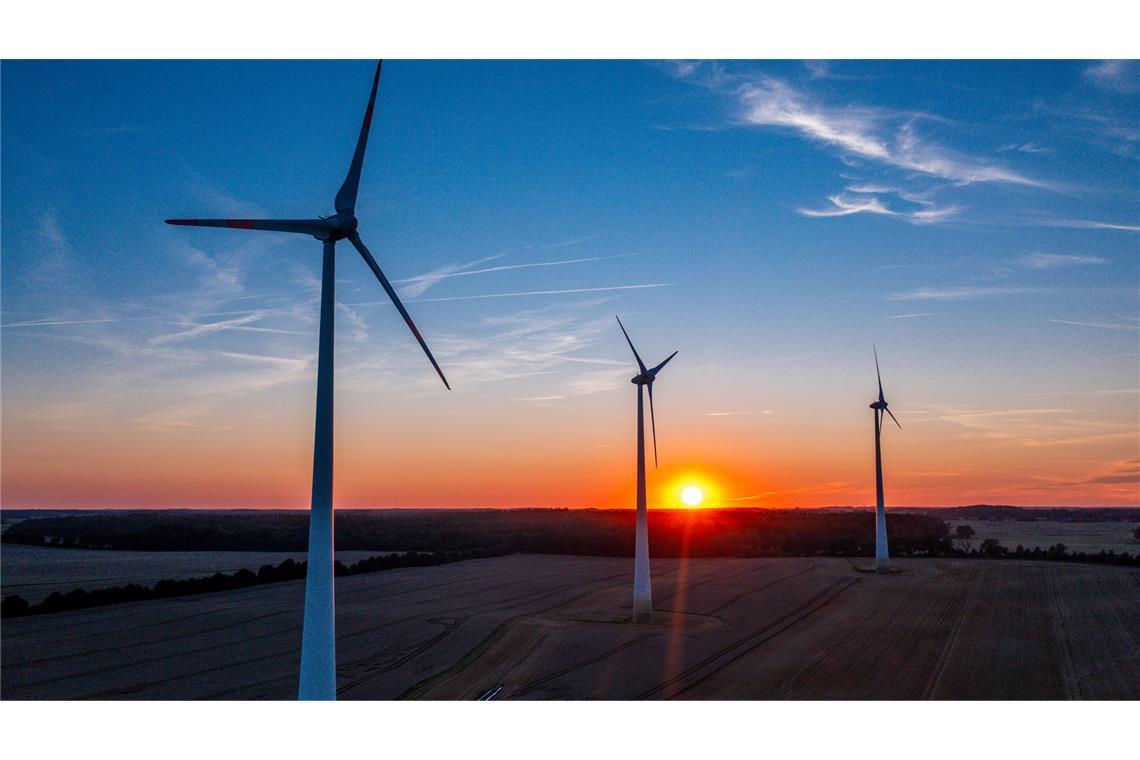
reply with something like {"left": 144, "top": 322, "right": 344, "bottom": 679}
{"left": 3, "top": 554, "right": 1136, "bottom": 700}
{"left": 1, "top": 543, "right": 386, "bottom": 604}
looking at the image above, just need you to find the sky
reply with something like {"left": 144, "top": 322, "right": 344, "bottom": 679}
{"left": 2, "top": 59, "right": 1137, "bottom": 509}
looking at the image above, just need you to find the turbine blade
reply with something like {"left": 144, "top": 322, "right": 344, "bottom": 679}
{"left": 615, "top": 315, "right": 647, "bottom": 373}
{"left": 348, "top": 231, "right": 450, "bottom": 390}
{"left": 874, "top": 344, "right": 884, "bottom": 403}
{"left": 647, "top": 383, "right": 659, "bottom": 468}
{"left": 334, "top": 61, "right": 383, "bottom": 214}
{"left": 885, "top": 407, "right": 902, "bottom": 429}
{"left": 165, "top": 218, "right": 334, "bottom": 236}
{"left": 649, "top": 350, "right": 678, "bottom": 376}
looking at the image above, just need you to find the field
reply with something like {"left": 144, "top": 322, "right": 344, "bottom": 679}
{"left": 945, "top": 519, "right": 1138, "bottom": 554}
{"left": 3, "top": 554, "right": 1137, "bottom": 700}
{"left": 1, "top": 544, "right": 385, "bottom": 604}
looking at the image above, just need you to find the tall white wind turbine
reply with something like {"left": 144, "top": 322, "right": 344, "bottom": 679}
{"left": 166, "top": 61, "right": 450, "bottom": 700}
{"left": 870, "top": 346, "right": 900, "bottom": 574}
{"left": 616, "top": 316, "right": 677, "bottom": 623}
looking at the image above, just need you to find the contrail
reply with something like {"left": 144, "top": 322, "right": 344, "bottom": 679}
{"left": 394, "top": 253, "right": 643, "bottom": 286}
{"left": 402, "top": 283, "right": 672, "bottom": 304}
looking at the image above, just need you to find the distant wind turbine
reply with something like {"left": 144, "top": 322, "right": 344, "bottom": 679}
{"left": 616, "top": 316, "right": 677, "bottom": 623}
{"left": 165, "top": 61, "right": 449, "bottom": 700}
{"left": 870, "top": 345, "right": 900, "bottom": 574}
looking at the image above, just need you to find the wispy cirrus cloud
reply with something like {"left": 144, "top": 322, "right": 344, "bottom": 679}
{"left": 1083, "top": 60, "right": 1139, "bottom": 94}
{"left": 1074, "top": 458, "right": 1140, "bottom": 486}
{"left": 1018, "top": 253, "right": 1106, "bottom": 269}
{"left": 666, "top": 62, "right": 1057, "bottom": 235}
{"left": 703, "top": 410, "right": 772, "bottom": 417}
{"left": 888, "top": 286, "right": 1042, "bottom": 301}
{"left": 715, "top": 73, "right": 1047, "bottom": 187}
{"left": 797, "top": 189, "right": 959, "bottom": 225}
{"left": 908, "top": 404, "right": 1137, "bottom": 448}
{"left": 997, "top": 141, "right": 1052, "bottom": 155}
{"left": 1025, "top": 387, "right": 1139, "bottom": 397}
{"left": 344, "top": 299, "right": 651, "bottom": 395}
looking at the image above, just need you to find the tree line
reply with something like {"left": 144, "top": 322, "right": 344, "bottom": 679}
{"left": 5, "top": 510, "right": 1136, "bottom": 619}
{"left": 1, "top": 547, "right": 503, "bottom": 619}
{"left": 3, "top": 508, "right": 953, "bottom": 556}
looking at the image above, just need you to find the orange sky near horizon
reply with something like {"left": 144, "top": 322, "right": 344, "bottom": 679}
{"left": 3, "top": 61, "right": 1139, "bottom": 513}
{"left": 3, "top": 367, "right": 1136, "bottom": 509}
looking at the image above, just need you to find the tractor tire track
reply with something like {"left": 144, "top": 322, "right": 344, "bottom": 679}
{"left": 509, "top": 633, "right": 656, "bottom": 698}
{"left": 635, "top": 576, "right": 859, "bottom": 700}
{"left": 921, "top": 562, "right": 986, "bottom": 700}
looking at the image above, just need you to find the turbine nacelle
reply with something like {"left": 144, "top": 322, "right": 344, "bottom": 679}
{"left": 616, "top": 315, "right": 677, "bottom": 468}
{"left": 871, "top": 346, "right": 901, "bottom": 429}
{"left": 316, "top": 212, "right": 359, "bottom": 241}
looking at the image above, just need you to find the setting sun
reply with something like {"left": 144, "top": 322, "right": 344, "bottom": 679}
{"left": 680, "top": 485, "right": 704, "bottom": 508}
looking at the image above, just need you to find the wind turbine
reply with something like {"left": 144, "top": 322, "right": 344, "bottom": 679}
{"left": 165, "top": 61, "right": 449, "bottom": 700}
{"left": 616, "top": 316, "right": 677, "bottom": 623}
{"left": 870, "top": 345, "right": 900, "bottom": 574}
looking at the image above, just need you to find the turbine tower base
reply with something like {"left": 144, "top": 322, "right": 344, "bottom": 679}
{"left": 632, "top": 596, "right": 653, "bottom": 624}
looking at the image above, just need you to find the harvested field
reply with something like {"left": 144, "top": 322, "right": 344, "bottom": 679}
{"left": 1, "top": 544, "right": 386, "bottom": 603}
{"left": 2, "top": 555, "right": 1136, "bottom": 700}
{"left": 944, "top": 519, "right": 1139, "bottom": 554}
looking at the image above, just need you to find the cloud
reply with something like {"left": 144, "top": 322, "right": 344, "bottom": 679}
{"left": 1047, "top": 459, "right": 1140, "bottom": 487}
{"left": 727, "top": 75, "right": 1045, "bottom": 187}
{"left": 1083, "top": 60, "right": 1139, "bottom": 94}
{"left": 798, "top": 194, "right": 895, "bottom": 218}
{"left": 703, "top": 410, "right": 771, "bottom": 417}
{"left": 1050, "top": 318, "right": 1140, "bottom": 331}
{"left": 1081, "top": 459, "right": 1140, "bottom": 486}
{"left": 907, "top": 403, "right": 1137, "bottom": 448}
{"left": 149, "top": 312, "right": 267, "bottom": 346}
{"left": 886, "top": 312, "right": 942, "bottom": 320}
{"left": 364, "top": 301, "right": 644, "bottom": 394}
{"left": 997, "top": 142, "right": 1052, "bottom": 155}
{"left": 1025, "top": 387, "right": 1139, "bottom": 397}
{"left": 807, "top": 60, "right": 834, "bottom": 80}
{"left": 888, "top": 287, "right": 1042, "bottom": 301}
{"left": 1018, "top": 253, "right": 1106, "bottom": 269}
{"left": 400, "top": 283, "right": 672, "bottom": 304}
{"left": 1035, "top": 219, "right": 1140, "bottom": 233}
{"left": 396, "top": 254, "right": 639, "bottom": 297}
{"left": 797, "top": 190, "right": 959, "bottom": 224}
{"left": 131, "top": 404, "right": 214, "bottom": 431}
{"left": 396, "top": 253, "right": 506, "bottom": 298}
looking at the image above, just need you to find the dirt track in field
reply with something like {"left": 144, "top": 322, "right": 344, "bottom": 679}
{"left": 3, "top": 556, "right": 1137, "bottom": 700}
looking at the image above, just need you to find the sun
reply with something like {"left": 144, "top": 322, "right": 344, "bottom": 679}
{"left": 680, "top": 485, "right": 704, "bottom": 508}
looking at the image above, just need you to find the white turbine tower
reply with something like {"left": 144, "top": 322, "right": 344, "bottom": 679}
{"left": 870, "top": 346, "right": 900, "bottom": 574}
{"left": 166, "top": 61, "right": 450, "bottom": 700}
{"left": 616, "top": 316, "right": 677, "bottom": 623}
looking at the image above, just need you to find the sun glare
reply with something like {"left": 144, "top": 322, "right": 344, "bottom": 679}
{"left": 680, "top": 485, "right": 704, "bottom": 508}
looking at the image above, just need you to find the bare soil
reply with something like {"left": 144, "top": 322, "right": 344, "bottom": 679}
{"left": 2, "top": 555, "right": 1136, "bottom": 700}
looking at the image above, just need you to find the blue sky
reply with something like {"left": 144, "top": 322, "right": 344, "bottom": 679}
{"left": 2, "top": 60, "right": 1137, "bottom": 507}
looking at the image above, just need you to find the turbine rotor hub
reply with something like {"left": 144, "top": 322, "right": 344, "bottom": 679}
{"left": 631, "top": 374, "right": 654, "bottom": 386}
{"left": 325, "top": 212, "right": 358, "bottom": 240}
